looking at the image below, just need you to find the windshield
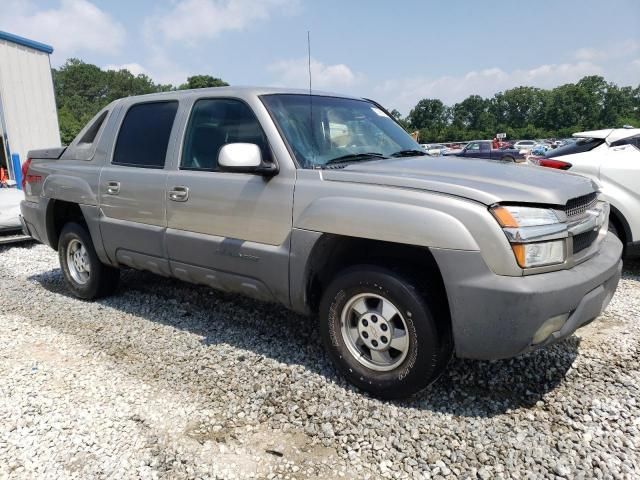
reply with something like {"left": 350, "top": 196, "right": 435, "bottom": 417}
{"left": 261, "top": 94, "right": 421, "bottom": 168}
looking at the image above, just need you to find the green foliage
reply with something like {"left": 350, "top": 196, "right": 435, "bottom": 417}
{"left": 53, "top": 59, "right": 228, "bottom": 144}
{"left": 178, "top": 75, "right": 229, "bottom": 90}
{"left": 400, "top": 76, "right": 640, "bottom": 143}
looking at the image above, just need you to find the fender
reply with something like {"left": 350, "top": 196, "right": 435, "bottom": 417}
{"left": 42, "top": 173, "right": 98, "bottom": 206}
{"left": 294, "top": 196, "right": 480, "bottom": 251}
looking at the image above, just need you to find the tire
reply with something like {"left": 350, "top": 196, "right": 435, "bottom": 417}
{"left": 58, "top": 222, "right": 119, "bottom": 299}
{"left": 501, "top": 155, "right": 515, "bottom": 162}
{"left": 319, "top": 265, "right": 452, "bottom": 399}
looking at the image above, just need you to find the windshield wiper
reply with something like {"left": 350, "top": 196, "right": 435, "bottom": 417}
{"left": 390, "top": 149, "right": 428, "bottom": 157}
{"left": 323, "top": 152, "right": 387, "bottom": 166}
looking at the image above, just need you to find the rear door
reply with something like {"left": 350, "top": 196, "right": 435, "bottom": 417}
{"left": 98, "top": 100, "right": 179, "bottom": 275}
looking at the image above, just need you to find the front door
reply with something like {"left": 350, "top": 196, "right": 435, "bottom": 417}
{"left": 165, "top": 97, "right": 295, "bottom": 304}
{"left": 99, "top": 100, "right": 179, "bottom": 275}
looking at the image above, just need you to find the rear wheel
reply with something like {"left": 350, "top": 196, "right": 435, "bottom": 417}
{"left": 319, "top": 265, "right": 451, "bottom": 399}
{"left": 58, "top": 222, "right": 119, "bottom": 299}
{"left": 501, "top": 155, "right": 515, "bottom": 162}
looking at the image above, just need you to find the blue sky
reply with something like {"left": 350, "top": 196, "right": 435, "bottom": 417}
{"left": 1, "top": 0, "right": 639, "bottom": 113}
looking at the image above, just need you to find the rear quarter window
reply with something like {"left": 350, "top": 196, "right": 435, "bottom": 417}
{"left": 545, "top": 138, "right": 605, "bottom": 158}
{"left": 611, "top": 135, "right": 640, "bottom": 149}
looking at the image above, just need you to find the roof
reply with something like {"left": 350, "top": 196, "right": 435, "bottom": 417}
{"left": 111, "top": 86, "right": 364, "bottom": 104}
{"left": 573, "top": 128, "right": 640, "bottom": 144}
{"left": 0, "top": 30, "right": 53, "bottom": 54}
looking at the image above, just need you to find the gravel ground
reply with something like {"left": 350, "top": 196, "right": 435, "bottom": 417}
{"left": 0, "top": 242, "right": 638, "bottom": 479}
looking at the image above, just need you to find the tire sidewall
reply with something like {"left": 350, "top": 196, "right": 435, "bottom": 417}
{"left": 320, "top": 266, "right": 443, "bottom": 398}
{"left": 58, "top": 223, "right": 102, "bottom": 299}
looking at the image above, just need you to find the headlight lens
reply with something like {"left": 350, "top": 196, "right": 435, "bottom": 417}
{"left": 512, "top": 240, "right": 566, "bottom": 268}
{"left": 491, "top": 205, "right": 566, "bottom": 268}
{"left": 491, "top": 205, "right": 559, "bottom": 227}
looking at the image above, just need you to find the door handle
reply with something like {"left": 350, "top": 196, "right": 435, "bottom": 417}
{"left": 106, "top": 181, "right": 120, "bottom": 195}
{"left": 168, "top": 186, "right": 189, "bottom": 202}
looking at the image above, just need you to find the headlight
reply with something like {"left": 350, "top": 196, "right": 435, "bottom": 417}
{"left": 491, "top": 206, "right": 559, "bottom": 227}
{"left": 491, "top": 205, "right": 567, "bottom": 268}
{"left": 512, "top": 240, "right": 566, "bottom": 268}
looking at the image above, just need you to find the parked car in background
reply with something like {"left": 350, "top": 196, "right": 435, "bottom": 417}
{"left": 531, "top": 144, "right": 552, "bottom": 156}
{"left": 421, "top": 143, "right": 449, "bottom": 156}
{"left": 513, "top": 140, "right": 537, "bottom": 152}
{"left": 450, "top": 140, "right": 524, "bottom": 162}
{"left": 20, "top": 87, "right": 622, "bottom": 399}
{"left": 0, "top": 188, "right": 24, "bottom": 233}
{"left": 531, "top": 127, "right": 640, "bottom": 256}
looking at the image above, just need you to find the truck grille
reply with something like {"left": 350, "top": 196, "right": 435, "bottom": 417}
{"left": 565, "top": 192, "right": 598, "bottom": 218}
{"left": 572, "top": 229, "right": 598, "bottom": 254}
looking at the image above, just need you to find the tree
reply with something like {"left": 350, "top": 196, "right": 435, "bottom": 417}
{"left": 407, "top": 98, "right": 449, "bottom": 131}
{"left": 392, "top": 76, "right": 639, "bottom": 142}
{"left": 52, "top": 59, "right": 229, "bottom": 144}
{"left": 389, "top": 109, "right": 409, "bottom": 130}
{"left": 178, "top": 75, "right": 228, "bottom": 90}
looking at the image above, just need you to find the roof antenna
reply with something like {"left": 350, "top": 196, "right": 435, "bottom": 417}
{"left": 307, "top": 30, "right": 312, "bottom": 94}
{"left": 307, "top": 30, "right": 317, "bottom": 165}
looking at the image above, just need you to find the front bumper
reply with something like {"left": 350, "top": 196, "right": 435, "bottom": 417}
{"left": 432, "top": 233, "right": 623, "bottom": 360}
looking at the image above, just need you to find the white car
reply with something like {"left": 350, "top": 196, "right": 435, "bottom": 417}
{"left": 420, "top": 143, "right": 449, "bottom": 156}
{"left": 0, "top": 188, "right": 24, "bottom": 232}
{"left": 533, "top": 127, "right": 640, "bottom": 256}
{"left": 513, "top": 140, "right": 537, "bottom": 152}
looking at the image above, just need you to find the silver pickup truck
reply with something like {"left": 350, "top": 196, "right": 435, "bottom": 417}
{"left": 20, "top": 87, "right": 622, "bottom": 398}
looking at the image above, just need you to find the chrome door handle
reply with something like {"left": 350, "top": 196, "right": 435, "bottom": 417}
{"left": 106, "top": 181, "right": 120, "bottom": 195}
{"left": 168, "top": 186, "right": 189, "bottom": 202}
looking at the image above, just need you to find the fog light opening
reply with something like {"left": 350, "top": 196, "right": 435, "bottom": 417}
{"left": 532, "top": 313, "right": 570, "bottom": 345}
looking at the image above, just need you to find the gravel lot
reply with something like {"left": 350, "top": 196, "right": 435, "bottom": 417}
{"left": 1, "top": 242, "right": 638, "bottom": 479}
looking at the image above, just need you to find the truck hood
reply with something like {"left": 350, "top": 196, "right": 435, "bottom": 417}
{"left": 321, "top": 156, "right": 598, "bottom": 206}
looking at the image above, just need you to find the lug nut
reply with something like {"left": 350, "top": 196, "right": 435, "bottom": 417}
{"left": 380, "top": 324, "right": 388, "bottom": 332}
{"left": 381, "top": 336, "right": 388, "bottom": 343}
{"left": 371, "top": 340, "right": 379, "bottom": 347}
{"left": 371, "top": 315, "right": 378, "bottom": 323}
{"left": 362, "top": 319, "right": 369, "bottom": 327}
{"left": 362, "top": 331, "right": 369, "bottom": 339}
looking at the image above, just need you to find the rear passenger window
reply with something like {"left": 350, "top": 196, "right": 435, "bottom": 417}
{"left": 113, "top": 101, "right": 178, "bottom": 168}
{"left": 181, "top": 98, "right": 270, "bottom": 171}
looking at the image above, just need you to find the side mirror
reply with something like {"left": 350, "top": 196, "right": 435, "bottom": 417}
{"left": 218, "top": 143, "right": 278, "bottom": 176}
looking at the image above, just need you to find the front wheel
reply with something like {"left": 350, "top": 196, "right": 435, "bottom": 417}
{"left": 58, "top": 222, "right": 120, "bottom": 299}
{"left": 319, "top": 265, "right": 451, "bottom": 399}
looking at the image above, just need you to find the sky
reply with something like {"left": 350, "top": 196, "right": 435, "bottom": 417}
{"left": 1, "top": 0, "right": 639, "bottom": 114}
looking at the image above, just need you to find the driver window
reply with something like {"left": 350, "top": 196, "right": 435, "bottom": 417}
{"left": 181, "top": 98, "right": 270, "bottom": 171}
{"left": 467, "top": 142, "right": 480, "bottom": 150}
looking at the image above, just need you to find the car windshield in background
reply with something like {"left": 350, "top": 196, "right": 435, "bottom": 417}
{"left": 545, "top": 137, "right": 605, "bottom": 158}
{"left": 261, "top": 94, "right": 422, "bottom": 168}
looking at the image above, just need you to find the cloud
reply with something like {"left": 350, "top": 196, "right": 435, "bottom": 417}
{"left": 268, "top": 57, "right": 361, "bottom": 90}
{"left": 0, "top": 0, "right": 125, "bottom": 62}
{"left": 148, "top": 0, "right": 298, "bottom": 44}
{"left": 104, "top": 63, "right": 147, "bottom": 76}
{"left": 374, "top": 61, "right": 605, "bottom": 114}
{"left": 575, "top": 39, "right": 640, "bottom": 61}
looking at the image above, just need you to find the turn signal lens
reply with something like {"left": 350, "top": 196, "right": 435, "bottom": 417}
{"left": 491, "top": 206, "right": 519, "bottom": 228}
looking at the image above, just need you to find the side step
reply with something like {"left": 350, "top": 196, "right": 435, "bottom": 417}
{"left": 0, "top": 233, "right": 33, "bottom": 246}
